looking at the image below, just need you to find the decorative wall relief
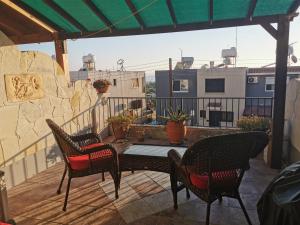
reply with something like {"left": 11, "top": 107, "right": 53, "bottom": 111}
{"left": 4, "top": 74, "right": 44, "bottom": 102}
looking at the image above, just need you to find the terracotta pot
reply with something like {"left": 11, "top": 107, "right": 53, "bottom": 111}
{"left": 111, "top": 122, "right": 127, "bottom": 139}
{"left": 166, "top": 121, "right": 186, "bottom": 144}
{"left": 95, "top": 85, "right": 109, "bottom": 94}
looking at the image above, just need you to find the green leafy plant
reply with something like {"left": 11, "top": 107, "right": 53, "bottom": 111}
{"left": 161, "top": 107, "right": 189, "bottom": 122}
{"left": 93, "top": 79, "right": 111, "bottom": 89}
{"left": 107, "top": 114, "right": 134, "bottom": 124}
{"left": 237, "top": 116, "right": 271, "bottom": 132}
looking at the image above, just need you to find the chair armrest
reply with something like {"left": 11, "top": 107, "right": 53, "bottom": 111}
{"left": 81, "top": 143, "right": 117, "bottom": 157}
{"left": 70, "top": 133, "right": 101, "bottom": 144}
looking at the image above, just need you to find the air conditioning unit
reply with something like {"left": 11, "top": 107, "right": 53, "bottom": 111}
{"left": 247, "top": 76, "right": 258, "bottom": 84}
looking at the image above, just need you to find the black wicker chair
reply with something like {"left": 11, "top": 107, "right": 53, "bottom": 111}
{"left": 168, "top": 132, "right": 269, "bottom": 225}
{"left": 46, "top": 119, "right": 119, "bottom": 211}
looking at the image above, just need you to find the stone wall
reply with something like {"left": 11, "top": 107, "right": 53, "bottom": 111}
{"left": 0, "top": 39, "right": 101, "bottom": 188}
{"left": 285, "top": 78, "right": 300, "bottom": 162}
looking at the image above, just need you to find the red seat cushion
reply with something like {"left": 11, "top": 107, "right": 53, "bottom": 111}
{"left": 190, "top": 170, "right": 238, "bottom": 190}
{"left": 68, "top": 143, "right": 112, "bottom": 171}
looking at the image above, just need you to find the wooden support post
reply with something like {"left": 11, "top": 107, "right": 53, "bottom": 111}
{"left": 54, "top": 39, "right": 67, "bottom": 71}
{"left": 169, "top": 58, "right": 173, "bottom": 98}
{"left": 271, "top": 17, "right": 290, "bottom": 169}
{"left": 54, "top": 39, "right": 70, "bottom": 81}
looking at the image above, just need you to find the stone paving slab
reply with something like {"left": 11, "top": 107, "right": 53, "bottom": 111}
{"left": 7, "top": 158, "right": 278, "bottom": 225}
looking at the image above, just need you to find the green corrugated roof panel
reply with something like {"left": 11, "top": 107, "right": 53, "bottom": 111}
{"left": 172, "top": 0, "right": 209, "bottom": 24}
{"left": 20, "top": 0, "right": 299, "bottom": 35}
{"left": 132, "top": 0, "right": 173, "bottom": 27}
{"left": 92, "top": 0, "right": 140, "bottom": 29}
{"left": 53, "top": 0, "right": 107, "bottom": 31}
{"left": 214, "top": 0, "right": 252, "bottom": 20}
{"left": 22, "top": 0, "right": 79, "bottom": 33}
{"left": 254, "top": 0, "right": 294, "bottom": 17}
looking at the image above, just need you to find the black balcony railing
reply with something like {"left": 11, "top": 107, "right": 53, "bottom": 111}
{"left": 104, "top": 97, "right": 274, "bottom": 128}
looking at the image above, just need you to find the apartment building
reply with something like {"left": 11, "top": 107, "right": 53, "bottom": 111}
{"left": 70, "top": 70, "right": 146, "bottom": 115}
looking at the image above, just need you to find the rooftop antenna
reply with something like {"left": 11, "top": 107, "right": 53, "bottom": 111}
{"left": 117, "top": 59, "right": 125, "bottom": 71}
{"left": 179, "top": 48, "right": 183, "bottom": 61}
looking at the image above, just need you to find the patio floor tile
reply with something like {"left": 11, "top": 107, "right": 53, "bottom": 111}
{"left": 7, "top": 158, "right": 278, "bottom": 225}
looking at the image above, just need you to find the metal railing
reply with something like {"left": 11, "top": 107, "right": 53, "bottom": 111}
{"left": 102, "top": 97, "right": 274, "bottom": 128}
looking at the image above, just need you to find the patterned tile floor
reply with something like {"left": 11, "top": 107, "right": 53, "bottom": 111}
{"left": 8, "top": 156, "right": 278, "bottom": 225}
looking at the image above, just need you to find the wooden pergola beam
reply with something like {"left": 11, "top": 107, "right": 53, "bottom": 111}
{"left": 209, "top": 0, "right": 213, "bottom": 24}
{"left": 43, "top": 0, "right": 87, "bottom": 32}
{"left": 0, "top": 21, "right": 23, "bottom": 36}
{"left": 166, "top": 0, "right": 177, "bottom": 28}
{"left": 247, "top": 0, "right": 257, "bottom": 20}
{"left": 271, "top": 16, "right": 290, "bottom": 169}
{"left": 125, "top": 0, "right": 145, "bottom": 30}
{"left": 260, "top": 23, "right": 278, "bottom": 40}
{"left": 54, "top": 39, "right": 67, "bottom": 71}
{"left": 8, "top": 33, "right": 54, "bottom": 45}
{"left": 288, "top": 0, "right": 300, "bottom": 13}
{"left": 10, "top": 0, "right": 60, "bottom": 32}
{"left": 58, "top": 15, "right": 284, "bottom": 40}
{"left": 84, "top": 0, "right": 114, "bottom": 33}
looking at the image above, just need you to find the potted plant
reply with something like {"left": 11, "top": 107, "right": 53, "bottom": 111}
{"left": 107, "top": 113, "right": 134, "bottom": 140}
{"left": 162, "top": 108, "right": 189, "bottom": 145}
{"left": 237, "top": 116, "right": 271, "bottom": 132}
{"left": 237, "top": 116, "right": 272, "bottom": 164}
{"left": 93, "top": 79, "right": 111, "bottom": 93}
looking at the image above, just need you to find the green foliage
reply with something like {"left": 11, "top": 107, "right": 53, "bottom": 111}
{"left": 161, "top": 107, "right": 189, "bottom": 122}
{"left": 237, "top": 116, "right": 271, "bottom": 132}
{"left": 93, "top": 79, "right": 111, "bottom": 89}
{"left": 107, "top": 114, "right": 133, "bottom": 124}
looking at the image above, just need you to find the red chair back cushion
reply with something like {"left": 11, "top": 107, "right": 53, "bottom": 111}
{"left": 68, "top": 143, "right": 112, "bottom": 171}
{"left": 190, "top": 170, "right": 238, "bottom": 190}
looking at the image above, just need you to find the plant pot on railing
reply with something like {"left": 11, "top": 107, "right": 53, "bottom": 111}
{"left": 93, "top": 79, "right": 111, "bottom": 94}
{"left": 162, "top": 108, "right": 189, "bottom": 145}
{"left": 166, "top": 120, "right": 187, "bottom": 144}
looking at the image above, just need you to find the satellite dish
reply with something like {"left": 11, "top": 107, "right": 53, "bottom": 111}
{"left": 291, "top": 55, "right": 298, "bottom": 63}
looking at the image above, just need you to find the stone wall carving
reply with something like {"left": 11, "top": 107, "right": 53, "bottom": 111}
{"left": 4, "top": 74, "right": 44, "bottom": 102}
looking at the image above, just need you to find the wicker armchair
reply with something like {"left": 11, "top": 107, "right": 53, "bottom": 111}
{"left": 168, "top": 132, "right": 269, "bottom": 225}
{"left": 46, "top": 119, "right": 119, "bottom": 211}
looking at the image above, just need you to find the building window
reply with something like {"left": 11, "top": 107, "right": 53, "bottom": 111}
{"left": 132, "top": 78, "right": 139, "bottom": 88}
{"left": 205, "top": 79, "right": 225, "bottom": 93}
{"left": 113, "top": 79, "right": 117, "bottom": 86}
{"left": 200, "top": 110, "right": 206, "bottom": 118}
{"left": 265, "top": 77, "right": 275, "bottom": 92}
{"left": 221, "top": 111, "right": 233, "bottom": 122}
{"left": 173, "top": 79, "right": 189, "bottom": 92}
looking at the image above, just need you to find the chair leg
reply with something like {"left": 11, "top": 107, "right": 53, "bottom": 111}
{"left": 218, "top": 194, "right": 223, "bottom": 203}
{"left": 114, "top": 179, "right": 119, "bottom": 199}
{"left": 118, "top": 171, "right": 122, "bottom": 190}
{"left": 206, "top": 203, "right": 211, "bottom": 225}
{"left": 172, "top": 190, "right": 178, "bottom": 209}
{"left": 237, "top": 195, "right": 252, "bottom": 225}
{"left": 102, "top": 172, "right": 105, "bottom": 182}
{"left": 57, "top": 166, "right": 67, "bottom": 194}
{"left": 186, "top": 188, "right": 190, "bottom": 199}
{"left": 63, "top": 177, "right": 71, "bottom": 211}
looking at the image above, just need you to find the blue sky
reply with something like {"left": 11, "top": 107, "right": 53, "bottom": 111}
{"left": 19, "top": 16, "right": 300, "bottom": 79}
